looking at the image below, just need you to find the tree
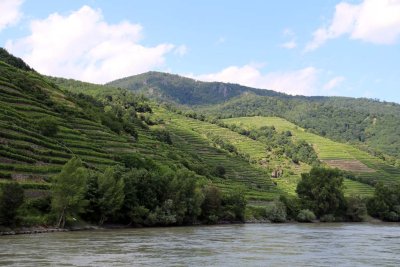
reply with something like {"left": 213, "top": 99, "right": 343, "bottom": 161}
{"left": 367, "top": 182, "right": 400, "bottom": 221}
{"left": 214, "top": 165, "right": 226, "bottom": 178}
{"left": 97, "top": 166, "right": 125, "bottom": 225}
{"left": 265, "top": 200, "right": 287, "bottom": 223}
{"left": 37, "top": 117, "right": 58, "bottom": 136}
{"left": 222, "top": 188, "right": 247, "bottom": 221}
{"left": 52, "top": 157, "right": 88, "bottom": 228}
{"left": 296, "top": 167, "right": 346, "bottom": 218}
{"left": 201, "top": 185, "right": 222, "bottom": 223}
{"left": 0, "top": 183, "right": 24, "bottom": 226}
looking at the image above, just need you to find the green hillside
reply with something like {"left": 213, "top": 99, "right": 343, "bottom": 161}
{"left": 108, "top": 72, "right": 400, "bottom": 160}
{"left": 223, "top": 116, "right": 400, "bottom": 190}
{"left": 0, "top": 63, "right": 289, "bottom": 205}
{"left": 107, "top": 71, "right": 283, "bottom": 105}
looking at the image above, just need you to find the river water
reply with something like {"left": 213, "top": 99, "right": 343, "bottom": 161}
{"left": 1, "top": 223, "right": 399, "bottom": 266}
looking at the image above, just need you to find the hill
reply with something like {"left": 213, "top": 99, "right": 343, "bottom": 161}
{"left": 107, "top": 71, "right": 283, "bottom": 105}
{"left": 0, "top": 54, "right": 291, "bottom": 205}
{"left": 108, "top": 72, "right": 400, "bottom": 160}
{"left": 223, "top": 117, "right": 400, "bottom": 189}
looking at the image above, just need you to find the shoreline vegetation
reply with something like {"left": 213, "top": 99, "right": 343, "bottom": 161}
{"left": 0, "top": 217, "right": 387, "bottom": 236}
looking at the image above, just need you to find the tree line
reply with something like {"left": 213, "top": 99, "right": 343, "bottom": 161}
{"left": 0, "top": 157, "right": 246, "bottom": 228}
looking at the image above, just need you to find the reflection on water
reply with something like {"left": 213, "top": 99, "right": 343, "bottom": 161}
{"left": 1, "top": 223, "right": 400, "bottom": 266}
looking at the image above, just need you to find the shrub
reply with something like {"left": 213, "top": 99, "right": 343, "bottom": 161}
{"left": 37, "top": 117, "right": 58, "bottom": 137}
{"left": 264, "top": 200, "right": 287, "bottom": 223}
{"left": 0, "top": 182, "right": 25, "bottom": 226}
{"left": 153, "top": 129, "right": 172, "bottom": 144}
{"left": 346, "top": 196, "right": 367, "bottom": 222}
{"left": 201, "top": 185, "right": 222, "bottom": 224}
{"left": 214, "top": 165, "right": 226, "bottom": 178}
{"left": 320, "top": 214, "right": 336, "bottom": 222}
{"left": 297, "top": 209, "right": 316, "bottom": 222}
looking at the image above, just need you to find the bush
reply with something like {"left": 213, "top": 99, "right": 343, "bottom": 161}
{"left": 346, "top": 196, "right": 367, "bottom": 222}
{"left": 37, "top": 117, "right": 58, "bottom": 137}
{"left": 0, "top": 182, "right": 25, "bottom": 226}
{"left": 221, "top": 189, "right": 247, "bottom": 222}
{"left": 297, "top": 209, "right": 316, "bottom": 222}
{"left": 320, "top": 214, "right": 336, "bottom": 222}
{"left": 201, "top": 185, "right": 222, "bottom": 224}
{"left": 279, "top": 195, "right": 300, "bottom": 220}
{"left": 214, "top": 165, "right": 226, "bottom": 178}
{"left": 264, "top": 200, "right": 287, "bottom": 223}
{"left": 153, "top": 129, "right": 172, "bottom": 144}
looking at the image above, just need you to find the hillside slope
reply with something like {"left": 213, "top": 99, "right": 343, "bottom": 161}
{"left": 223, "top": 116, "right": 400, "bottom": 189}
{"left": 107, "top": 71, "right": 283, "bottom": 105}
{"left": 108, "top": 72, "right": 400, "bottom": 160}
{"left": 0, "top": 64, "right": 286, "bottom": 202}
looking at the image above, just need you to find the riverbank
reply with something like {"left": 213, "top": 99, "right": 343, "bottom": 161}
{"left": 0, "top": 216, "right": 386, "bottom": 236}
{"left": 0, "top": 225, "right": 102, "bottom": 236}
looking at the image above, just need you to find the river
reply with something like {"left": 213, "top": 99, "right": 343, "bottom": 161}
{"left": 1, "top": 223, "right": 399, "bottom": 266}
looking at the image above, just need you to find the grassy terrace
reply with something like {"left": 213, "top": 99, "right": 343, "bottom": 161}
{"left": 222, "top": 116, "right": 387, "bottom": 196}
{"left": 0, "top": 68, "right": 132, "bottom": 186}
{"left": 153, "top": 109, "right": 318, "bottom": 199}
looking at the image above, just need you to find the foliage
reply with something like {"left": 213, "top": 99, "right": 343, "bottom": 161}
{"left": 97, "top": 166, "right": 125, "bottom": 225}
{"left": 200, "top": 185, "right": 222, "bottom": 224}
{"left": 0, "top": 48, "right": 33, "bottom": 71}
{"left": 264, "top": 200, "right": 287, "bottom": 223}
{"left": 108, "top": 71, "right": 400, "bottom": 158}
{"left": 121, "top": 167, "right": 205, "bottom": 226}
{"left": 279, "top": 195, "right": 301, "bottom": 220}
{"left": 0, "top": 182, "right": 24, "bottom": 226}
{"left": 51, "top": 157, "right": 88, "bottom": 228}
{"left": 37, "top": 117, "right": 59, "bottom": 137}
{"left": 214, "top": 165, "right": 226, "bottom": 178}
{"left": 152, "top": 128, "right": 173, "bottom": 144}
{"left": 221, "top": 188, "right": 247, "bottom": 222}
{"left": 345, "top": 196, "right": 367, "bottom": 222}
{"left": 296, "top": 167, "right": 346, "bottom": 218}
{"left": 296, "top": 209, "right": 316, "bottom": 222}
{"left": 367, "top": 183, "right": 400, "bottom": 221}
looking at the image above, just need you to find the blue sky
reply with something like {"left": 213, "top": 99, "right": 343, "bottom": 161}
{"left": 1, "top": 0, "right": 399, "bottom": 103}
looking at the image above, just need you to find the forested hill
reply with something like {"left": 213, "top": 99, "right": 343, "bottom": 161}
{"left": 108, "top": 72, "right": 400, "bottom": 160}
{"left": 106, "top": 71, "right": 284, "bottom": 105}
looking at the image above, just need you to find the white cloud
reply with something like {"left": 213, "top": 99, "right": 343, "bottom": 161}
{"left": 174, "top": 45, "right": 188, "bottom": 56}
{"left": 5, "top": 5, "right": 175, "bottom": 83}
{"left": 189, "top": 65, "right": 319, "bottom": 96}
{"left": 0, "top": 0, "right": 23, "bottom": 31}
{"left": 305, "top": 0, "right": 400, "bottom": 51}
{"left": 323, "top": 76, "right": 345, "bottom": 90}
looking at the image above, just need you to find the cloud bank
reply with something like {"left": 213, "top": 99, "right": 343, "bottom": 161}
{"left": 306, "top": 0, "right": 400, "bottom": 51}
{"left": 6, "top": 5, "right": 179, "bottom": 83}
{"left": 0, "top": 0, "right": 23, "bottom": 31}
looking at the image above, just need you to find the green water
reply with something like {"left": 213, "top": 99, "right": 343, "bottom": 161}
{"left": 1, "top": 223, "right": 399, "bottom": 266}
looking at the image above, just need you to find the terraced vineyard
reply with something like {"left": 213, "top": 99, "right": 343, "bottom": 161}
{"left": 0, "top": 64, "right": 132, "bottom": 190}
{"left": 0, "top": 60, "right": 289, "bottom": 203}
{"left": 222, "top": 116, "right": 393, "bottom": 196}
{"left": 152, "top": 110, "right": 281, "bottom": 200}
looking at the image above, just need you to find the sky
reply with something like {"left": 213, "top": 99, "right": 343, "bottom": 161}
{"left": 1, "top": 0, "right": 399, "bottom": 103}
